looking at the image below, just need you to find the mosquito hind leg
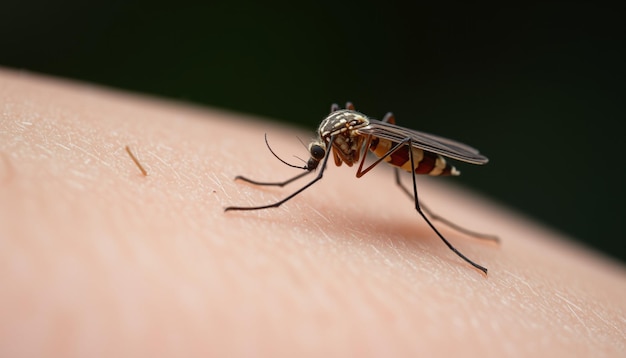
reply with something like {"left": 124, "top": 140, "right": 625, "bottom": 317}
{"left": 405, "top": 140, "right": 489, "bottom": 275}
{"left": 393, "top": 169, "right": 499, "bottom": 243}
{"left": 420, "top": 202, "right": 500, "bottom": 243}
{"left": 383, "top": 111, "right": 497, "bottom": 242}
{"left": 353, "top": 132, "right": 489, "bottom": 274}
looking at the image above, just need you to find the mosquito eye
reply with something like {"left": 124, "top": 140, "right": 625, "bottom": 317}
{"left": 310, "top": 144, "right": 325, "bottom": 160}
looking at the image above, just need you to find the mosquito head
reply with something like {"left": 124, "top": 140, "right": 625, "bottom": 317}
{"left": 306, "top": 141, "right": 326, "bottom": 171}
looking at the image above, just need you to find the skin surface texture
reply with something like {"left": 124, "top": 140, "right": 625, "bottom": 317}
{"left": 0, "top": 68, "right": 624, "bottom": 357}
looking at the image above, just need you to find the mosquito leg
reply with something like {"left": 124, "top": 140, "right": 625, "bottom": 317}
{"left": 225, "top": 137, "right": 336, "bottom": 212}
{"left": 381, "top": 111, "right": 496, "bottom": 243}
{"left": 405, "top": 141, "right": 489, "bottom": 275}
{"left": 235, "top": 170, "right": 312, "bottom": 187}
{"left": 393, "top": 169, "right": 500, "bottom": 243}
{"left": 356, "top": 137, "right": 411, "bottom": 178}
{"left": 355, "top": 136, "right": 489, "bottom": 273}
{"left": 382, "top": 112, "right": 395, "bottom": 124}
{"left": 420, "top": 204, "right": 500, "bottom": 243}
{"left": 233, "top": 132, "right": 316, "bottom": 187}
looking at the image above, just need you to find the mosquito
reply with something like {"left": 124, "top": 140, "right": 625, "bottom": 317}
{"left": 225, "top": 102, "right": 499, "bottom": 274}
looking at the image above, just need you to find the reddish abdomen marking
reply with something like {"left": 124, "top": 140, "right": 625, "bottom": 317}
{"left": 370, "top": 138, "right": 459, "bottom": 176}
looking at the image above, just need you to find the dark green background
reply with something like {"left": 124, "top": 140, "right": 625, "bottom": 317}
{"left": 3, "top": 1, "right": 624, "bottom": 263}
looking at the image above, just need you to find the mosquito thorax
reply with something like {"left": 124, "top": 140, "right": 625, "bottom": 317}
{"left": 318, "top": 110, "right": 370, "bottom": 139}
{"left": 318, "top": 109, "right": 370, "bottom": 166}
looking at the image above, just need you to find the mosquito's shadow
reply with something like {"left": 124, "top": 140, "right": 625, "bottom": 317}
{"left": 316, "top": 206, "right": 497, "bottom": 273}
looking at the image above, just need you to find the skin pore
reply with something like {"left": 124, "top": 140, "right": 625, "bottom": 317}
{"left": 1, "top": 68, "right": 624, "bottom": 357}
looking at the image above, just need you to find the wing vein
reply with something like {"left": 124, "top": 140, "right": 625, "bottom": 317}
{"left": 356, "top": 119, "right": 488, "bottom": 164}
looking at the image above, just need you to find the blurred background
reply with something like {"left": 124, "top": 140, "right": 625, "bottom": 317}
{"left": 2, "top": 1, "right": 624, "bottom": 263}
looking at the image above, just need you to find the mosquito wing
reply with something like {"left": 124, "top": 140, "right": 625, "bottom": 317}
{"left": 356, "top": 119, "right": 489, "bottom": 164}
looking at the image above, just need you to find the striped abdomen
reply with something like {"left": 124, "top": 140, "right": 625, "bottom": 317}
{"left": 370, "top": 137, "right": 460, "bottom": 176}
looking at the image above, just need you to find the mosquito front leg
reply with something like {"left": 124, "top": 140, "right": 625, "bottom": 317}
{"left": 235, "top": 171, "right": 312, "bottom": 188}
{"left": 233, "top": 133, "right": 317, "bottom": 187}
{"left": 225, "top": 136, "right": 336, "bottom": 212}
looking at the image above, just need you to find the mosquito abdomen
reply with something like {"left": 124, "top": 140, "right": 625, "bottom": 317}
{"left": 370, "top": 138, "right": 460, "bottom": 176}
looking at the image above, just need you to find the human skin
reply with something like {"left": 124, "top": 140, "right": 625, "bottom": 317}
{"left": 0, "top": 68, "right": 624, "bottom": 357}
